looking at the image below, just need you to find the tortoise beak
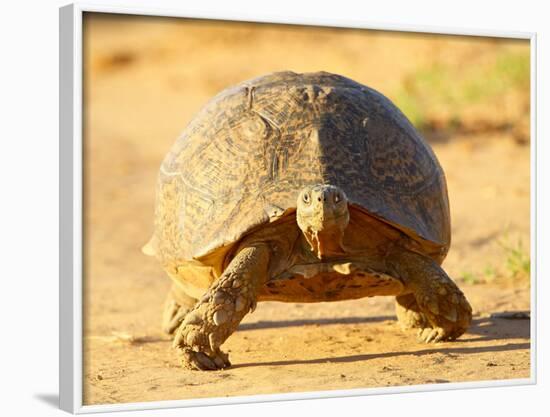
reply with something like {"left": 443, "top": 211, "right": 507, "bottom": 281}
{"left": 316, "top": 205, "right": 338, "bottom": 231}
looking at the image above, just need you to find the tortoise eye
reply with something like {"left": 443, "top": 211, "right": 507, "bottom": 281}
{"left": 334, "top": 194, "right": 340, "bottom": 203}
{"left": 302, "top": 193, "right": 311, "bottom": 204}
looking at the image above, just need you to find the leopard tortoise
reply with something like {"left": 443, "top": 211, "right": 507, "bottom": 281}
{"left": 143, "top": 71, "right": 472, "bottom": 370}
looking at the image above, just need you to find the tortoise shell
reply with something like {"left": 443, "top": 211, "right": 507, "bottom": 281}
{"left": 148, "top": 71, "right": 450, "bottom": 272}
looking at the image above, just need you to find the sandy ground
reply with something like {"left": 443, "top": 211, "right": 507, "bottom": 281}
{"left": 82, "top": 15, "right": 531, "bottom": 405}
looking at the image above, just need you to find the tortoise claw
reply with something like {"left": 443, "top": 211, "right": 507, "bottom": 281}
{"left": 417, "top": 327, "right": 445, "bottom": 343}
{"left": 178, "top": 347, "right": 231, "bottom": 371}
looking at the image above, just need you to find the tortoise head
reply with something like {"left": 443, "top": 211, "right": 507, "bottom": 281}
{"left": 296, "top": 184, "right": 350, "bottom": 259}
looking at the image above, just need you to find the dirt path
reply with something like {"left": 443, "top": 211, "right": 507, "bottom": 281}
{"left": 84, "top": 283, "right": 530, "bottom": 404}
{"left": 82, "top": 14, "right": 531, "bottom": 405}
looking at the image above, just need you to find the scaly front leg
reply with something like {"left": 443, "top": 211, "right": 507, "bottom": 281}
{"left": 173, "top": 244, "right": 271, "bottom": 370}
{"left": 387, "top": 250, "right": 472, "bottom": 343}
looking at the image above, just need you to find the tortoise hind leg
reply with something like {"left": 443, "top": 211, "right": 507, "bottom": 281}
{"left": 162, "top": 284, "right": 197, "bottom": 335}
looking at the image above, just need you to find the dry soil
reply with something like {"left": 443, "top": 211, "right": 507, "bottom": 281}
{"left": 82, "top": 15, "right": 531, "bottom": 405}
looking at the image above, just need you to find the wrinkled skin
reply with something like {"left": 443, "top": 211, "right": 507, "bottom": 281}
{"left": 169, "top": 185, "right": 472, "bottom": 370}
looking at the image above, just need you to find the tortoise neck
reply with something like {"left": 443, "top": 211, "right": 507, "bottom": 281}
{"left": 301, "top": 226, "right": 348, "bottom": 260}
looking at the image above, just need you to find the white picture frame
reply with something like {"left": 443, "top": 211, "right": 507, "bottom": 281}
{"left": 59, "top": 2, "right": 537, "bottom": 413}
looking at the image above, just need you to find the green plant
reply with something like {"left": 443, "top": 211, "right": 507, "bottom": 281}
{"left": 460, "top": 271, "right": 481, "bottom": 285}
{"left": 391, "top": 48, "right": 530, "bottom": 131}
{"left": 498, "top": 235, "right": 530, "bottom": 280}
{"left": 459, "top": 265, "right": 498, "bottom": 285}
{"left": 482, "top": 265, "right": 497, "bottom": 282}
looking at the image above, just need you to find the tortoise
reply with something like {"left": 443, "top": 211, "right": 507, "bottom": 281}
{"left": 143, "top": 71, "right": 472, "bottom": 370}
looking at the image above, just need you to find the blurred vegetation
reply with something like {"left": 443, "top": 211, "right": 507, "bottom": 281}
{"left": 460, "top": 235, "right": 530, "bottom": 285}
{"left": 392, "top": 48, "right": 530, "bottom": 138}
{"left": 499, "top": 237, "right": 531, "bottom": 280}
